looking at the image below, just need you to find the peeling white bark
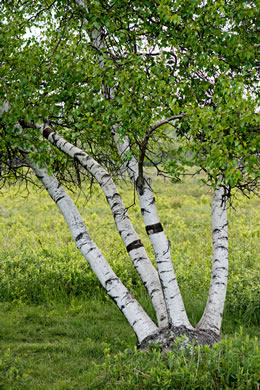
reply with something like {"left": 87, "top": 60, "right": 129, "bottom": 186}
{"left": 114, "top": 134, "right": 192, "bottom": 329}
{"left": 31, "top": 165, "right": 158, "bottom": 343}
{"left": 37, "top": 125, "right": 168, "bottom": 328}
{"left": 197, "top": 186, "right": 228, "bottom": 335}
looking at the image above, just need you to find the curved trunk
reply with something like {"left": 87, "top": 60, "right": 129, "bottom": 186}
{"left": 114, "top": 134, "right": 192, "bottom": 329}
{"left": 32, "top": 165, "right": 158, "bottom": 343}
{"left": 197, "top": 186, "right": 228, "bottom": 335}
{"left": 75, "top": 0, "right": 169, "bottom": 328}
{"left": 38, "top": 125, "right": 168, "bottom": 328}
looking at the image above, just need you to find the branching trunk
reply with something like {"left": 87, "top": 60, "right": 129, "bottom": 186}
{"left": 31, "top": 164, "right": 158, "bottom": 343}
{"left": 114, "top": 134, "right": 192, "bottom": 329}
{"left": 37, "top": 124, "right": 168, "bottom": 328}
{"left": 197, "top": 186, "right": 228, "bottom": 335}
{"left": 74, "top": 0, "right": 190, "bottom": 329}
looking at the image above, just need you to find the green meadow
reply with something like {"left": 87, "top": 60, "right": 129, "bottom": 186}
{"left": 0, "top": 175, "right": 259, "bottom": 389}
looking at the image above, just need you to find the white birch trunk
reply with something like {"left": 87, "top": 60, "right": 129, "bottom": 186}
{"left": 73, "top": 0, "right": 168, "bottom": 328}
{"left": 114, "top": 134, "right": 192, "bottom": 329}
{"left": 38, "top": 125, "right": 168, "bottom": 328}
{"left": 197, "top": 186, "right": 228, "bottom": 335}
{"left": 31, "top": 165, "right": 158, "bottom": 343}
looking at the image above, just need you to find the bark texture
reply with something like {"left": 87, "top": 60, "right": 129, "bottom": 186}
{"left": 139, "top": 326, "right": 220, "bottom": 352}
{"left": 38, "top": 125, "right": 168, "bottom": 328}
{"left": 32, "top": 165, "right": 158, "bottom": 343}
{"left": 197, "top": 186, "right": 228, "bottom": 335}
{"left": 114, "top": 133, "right": 192, "bottom": 329}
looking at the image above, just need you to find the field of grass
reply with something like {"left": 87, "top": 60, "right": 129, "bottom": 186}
{"left": 0, "top": 175, "right": 259, "bottom": 389}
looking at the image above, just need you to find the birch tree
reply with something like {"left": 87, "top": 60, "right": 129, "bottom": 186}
{"left": 0, "top": 0, "right": 259, "bottom": 348}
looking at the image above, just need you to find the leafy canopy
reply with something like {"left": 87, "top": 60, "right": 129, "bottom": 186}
{"left": 0, "top": 0, "right": 259, "bottom": 193}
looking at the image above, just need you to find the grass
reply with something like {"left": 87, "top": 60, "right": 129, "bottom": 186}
{"left": 0, "top": 299, "right": 136, "bottom": 389}
{"left": 0, "top": 174, "right": 259, "bottom": 388}
{"left": 0, "top": 298, "right": 259, "bottom": 389}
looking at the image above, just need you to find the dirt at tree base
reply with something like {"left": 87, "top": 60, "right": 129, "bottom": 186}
{"left": 138, "top": 326, "right": 220, "bottom": 352}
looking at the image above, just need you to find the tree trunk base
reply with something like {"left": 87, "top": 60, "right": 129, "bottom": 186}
{"left": 138, "top": 326, "right": 220, "bottom": 352}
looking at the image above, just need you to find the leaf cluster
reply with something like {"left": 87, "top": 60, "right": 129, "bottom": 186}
{"left": 0, "top": 0, "right": 258, "bottom": 195}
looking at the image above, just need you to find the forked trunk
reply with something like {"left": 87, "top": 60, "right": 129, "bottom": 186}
{"left": 37, "top": 125, "right": 168, "bottom": 328}
{"left": 32, "top": 165, "right": 158, "bottom": 343}
{"left": 114, "top": 133, "right": 192, "bottom": 329}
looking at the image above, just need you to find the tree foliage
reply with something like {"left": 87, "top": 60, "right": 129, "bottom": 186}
{"left": 0, "top": 0, "right": 259, "bottom": 191}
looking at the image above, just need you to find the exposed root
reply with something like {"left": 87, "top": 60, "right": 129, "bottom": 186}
{"left": 138, "top": 326, "right": 220, "bottom": 352}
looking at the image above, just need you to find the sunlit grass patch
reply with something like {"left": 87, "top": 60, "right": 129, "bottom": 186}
{"left": 0, "top": 175, "right": 259, "bottom": 325}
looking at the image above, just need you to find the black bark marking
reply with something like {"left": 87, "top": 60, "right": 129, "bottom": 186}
{"left": 105, "top": 277, "right": 118, "bottom": 287}
{"left": 146, "top": 223, "right": 163, "bottom": 235}
{"left": 219, "top": 235, "right": 228, "bottom": 241}
{"left": 75, "top": 232, "right": 84, "bottom": 242}
{"left": 111, "top": 295, "right": 119, "bottom": 300}
{"left": 112, "top": 192, "right": 120, "bottom": 199}
{"left": 106, "top": 192, "right": 120, "bottom": 203}
{"left": 134, "top": 256, "right": 147, "bottom": 264}
{"left": 141, "top": 208, "right": 151, "bottom": 215}
{"left": 123, "top": 291, "right": 134, "bottom": 300}
{"left": 74, "top": 152, "right": 86, "bottom": 160}
{"left": 163, "top": 240, "right": 171, "bottom": 255}
{"left": 168, "top": 278, "right": 176, "bottom": 283}
{"left": 101, "top": 173, "right": 110, "bottom": 181}
{"left": 55, "top": 195, "right": 65, "bottom": 203}
{"left": 149, "top": 197, "right": 156, "bottom": 206}
{"left": 156, "top": 260, "right": 168, "bottom": 264}
{"left": 215, "top": 267, "right": 228, "bottom": 271}
{"left": 215, "top": 245, "right": 228, "bottom": 251}
{"left": 169, "top": 293, "right": 179, "bottom": 300}
{"left": 42, "top": 127, "right": 54, "bottom": 139}
{"left": 150, "top": 288, "right": 160, "bottom": 296}
{"left": 126, "top": 239, "right": 144, "bottom": 253}
{"left": 160, "top": 314, "right": 167, "bottom": 322}
{"left": 113, "top": 210, "right": 125, "bottom": 219}
{"left": 86, "top": 247, "right": 95, "bottom": 255}
{"left": 118, "top": 230, "right": 130, "bottom": 238}
{"left": 125, "top": 299, "right": 134, "bottom": 307}
{"left": 111, "top": 201, "right": 121, "bottom": 210}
